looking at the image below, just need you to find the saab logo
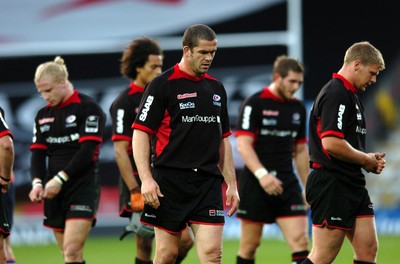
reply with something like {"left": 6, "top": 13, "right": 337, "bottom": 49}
{"left": 38, "top": 117, "right": 55, "bottom": 125}
{"left": 177, "top": 92, "right": 197, "bottom": 100}
{"left": 179, "top": 101, "right": 195, "bottom": 110}
{"left": 213, "top": 94, "right": 221, "bottom": 106}
{"left": 116, "top": 109, "right": 125, "bottom": 133}
{"left": 85, "top": 115, "right": 100, "bottom": 133}
{"left": 139, "top": 95, "right": 154, "bottom": 121}
{"left": 66, "top": 115, "right": 76, "bottom": 123}
{"left": 337, "top": 104, "right": 345, "bottom": 129}
{"left": 241, "top": 106, "right": 252, "bottom": 129}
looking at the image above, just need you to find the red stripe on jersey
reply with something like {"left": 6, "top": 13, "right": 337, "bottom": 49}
{"left": 333, "top": 73, "right": 357, "bottom": 93}
{"left": 295, "top": 138, "right": 308, "bottom": 144}
{"left": 155, "top": 113, "right": 171, "bottom": 157}
{"left": 30, "top": 143, "right": 48, "bottom": 150}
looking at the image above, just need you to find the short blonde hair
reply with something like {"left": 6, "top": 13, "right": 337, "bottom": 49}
{"left": 344, "top": 41, "right": 385, "bottom": 71}
{"left": 34, "top": 56, "right": 69, "bottom": 84}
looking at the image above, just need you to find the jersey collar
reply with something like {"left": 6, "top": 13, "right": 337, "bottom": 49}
{"left": 333, "top": 73, "right": 357, "bottom": 93}
{"left": 128, "top": 82, "right": 144, "bottom": 95}
{"left": 168, "top": 64, "right": 217, "bottom": 82}
{"left": 53, "top": 90, "right": 81, "bottom": 108}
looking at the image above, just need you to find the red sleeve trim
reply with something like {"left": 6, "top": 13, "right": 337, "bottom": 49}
{"left": 111, "top": 134, "right": 132, "bottom": 142}
{"left": 296, "top": 138, "right": 308, "bottom": 144}
{"left": 30, "top": 143, "right": 48, "bottom": 150}
{"left": 0, "top": 130, "right": 12, "bottom": 138}
{"left": 79, "top": 136, "right": 103, "bottom": 143}
{"left": 234, "top": 130, "right": 255, "bottom": 138}
{"left": 132, "top": 123, "right": 154, "bottom": 135}
{"left": 222, "top": 130, "right": 232, "bottom": 138}
{"left": 320, "top": 130, "right": 344, "bottom": 139}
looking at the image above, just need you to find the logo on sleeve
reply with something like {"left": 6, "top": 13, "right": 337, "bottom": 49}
{"left": 139, "top": 95, "right": 154, "bottom": 122}
{"left": 337, "top": 104, "right": 345, "bottom": 130}
{"left": 85, "top": 115, "right": 100, "bottom": 133}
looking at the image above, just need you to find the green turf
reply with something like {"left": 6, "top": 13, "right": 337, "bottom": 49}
{"left": 12, "top": 235, "right": 400, "bottom": 263}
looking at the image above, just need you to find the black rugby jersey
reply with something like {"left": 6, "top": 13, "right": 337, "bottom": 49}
{"left": 235, "top": 87, "right": 307, "bottom": 173}
{"left": 109, "top": 82, "right": 143, "bottom": 171}
{"left": 0, "top": 107, "right": 13, "bottom": 139}
{"left": 30, "top": 90, "right": 106, "bottom": 176}
{"left": 132, "top": 64, "right": 232, "bottom": 174}
{"left": 309, "top": 73, "right": 366, "bottom": 180}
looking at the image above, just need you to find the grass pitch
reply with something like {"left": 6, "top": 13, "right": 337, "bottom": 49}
{"left": 13, "top": 235, "right": 399, "bottom": 263}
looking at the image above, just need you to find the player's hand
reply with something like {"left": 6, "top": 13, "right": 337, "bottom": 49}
{"left": 43, "top": 178, "right": 62, "bottom": 199}
{"left": 225, "top": 184, "right": 240, "bottom": 217}
{"left": 364, "top": 152, "right": 385, "bottom": 173}
{"left": 372, "top": 152, "right": 386, "bottom": 174}
{"left": 259, "top": 174, "right": 283, "bottom": 196}
{"left": 29, "top": 185, "right": 44, "bottom": 203}
{"left": 130, "top": 189, "right": 145, "bottom": 212}
{"left": 141, "top": 177, "right": 163, "bottom": 209}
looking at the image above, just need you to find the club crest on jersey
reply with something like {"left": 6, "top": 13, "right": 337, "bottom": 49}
{"left": 292, "top": 112, "right": 301, "bottom": 124}
{"left": 213, "top": 94, "right": 221, "bottom": 106}
{"left": 85, "top": 115, "right": 100, "bottom": 133}
{"left": 65, "top": 115, "right": 77, "bottom": 128}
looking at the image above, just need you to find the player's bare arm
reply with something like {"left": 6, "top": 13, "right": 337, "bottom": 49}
{"left": 132, "top": 129, "right": 163, "bottom": 209}
{"left": 322, "top": 136, "right": 383, "bottom": 172}
{"left": 218, "top": 137, "right": 240, "bottom": 216}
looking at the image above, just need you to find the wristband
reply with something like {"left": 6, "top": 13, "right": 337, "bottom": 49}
{"left": 254, "top": 168, "right": 268, "bottom": 180}
{"left": 54, "top": 171, "right": 68, "bottom": 185}
{"left": 130, "top": 186, "right": 140, "bottom": 194}
{"left": 32, "top": 178, "right": 43, "bottom": 188}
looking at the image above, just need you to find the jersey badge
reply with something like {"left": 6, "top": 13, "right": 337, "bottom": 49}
{"left": 85, "top": 115, "right": 100, "bottom": 133}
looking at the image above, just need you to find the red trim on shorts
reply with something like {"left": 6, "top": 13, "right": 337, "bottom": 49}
{"left": 188, "top": 220, "right": 224, "bottom": 226}
{"left": 140, "top": 220, "right": 186, "bottom": 235}
{"left": 312, "top": 219, "right": 352, "bottom": 231}
{"left": 356, "top": 214, "right": 374, "bottom": 218}
{"left": 44, "top": 225, "right": 64, "bottom": 232}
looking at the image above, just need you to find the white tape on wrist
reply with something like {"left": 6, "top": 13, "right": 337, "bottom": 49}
{"left": 32, "top": 178, "right": 43, "bottom": 188}
{"left": 254, "top": 168, "right": 268, "bottom": 180}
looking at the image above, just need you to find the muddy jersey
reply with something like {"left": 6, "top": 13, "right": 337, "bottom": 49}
{"left": 235, "top": 87, "right": 307, "bottom": 174}
{"left": 109, "top": 83, "right": 143, "bottom": 171}
{"left": 309, "top": 73, "right": 366, "bottom": 182}
{"left": 132, "top": 64, "right": 232, "bottom": 174}
{"left": 30, "top": 90, "right": 105, "bottom": 176}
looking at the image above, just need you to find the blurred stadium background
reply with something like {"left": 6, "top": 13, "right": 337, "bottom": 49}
{"left": 1, "top": 0, "right": 399, "bottom": 257}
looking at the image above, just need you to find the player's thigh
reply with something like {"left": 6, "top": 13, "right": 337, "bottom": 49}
{"left": 64, "top": 219, "right": 92, "bottom": 246}
{"left": 346, "top": 217, "right": 378, "bottom": 255}
{"left": 277, "top": 215, "right": 308, "bottom": 249}
{"left": 310, "top": 226, "right": 345, "bottom": 262}
{"left": 191, "top": 223, "right": 223, "bottom": 254}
